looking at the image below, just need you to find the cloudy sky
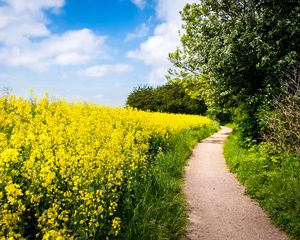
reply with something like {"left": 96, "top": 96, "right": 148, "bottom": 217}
{"left": 0, "top": 0, "right": 193, "bottom": 106}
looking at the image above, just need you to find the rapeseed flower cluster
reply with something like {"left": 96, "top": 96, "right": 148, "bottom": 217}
{"left": 0, "top": 95, "right": 213, "bottom": 239}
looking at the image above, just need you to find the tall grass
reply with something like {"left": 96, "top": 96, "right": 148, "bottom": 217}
{"left": 121, "top": 123, "right": 219, "bottom": 239}
{"left": 224, "top": 131, "right": 300, "bottom": 239}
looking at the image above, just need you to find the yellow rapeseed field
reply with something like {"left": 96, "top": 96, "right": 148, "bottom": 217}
{"left": 0, "top": 95, "right": 213, "bottom": 239}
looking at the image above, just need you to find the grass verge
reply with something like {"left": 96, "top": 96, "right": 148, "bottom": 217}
{"left": 223, "top": 131, "right": 300, "bottom": 239}
{"left": 121, "top": 123, "right": 219, "bottom": 240}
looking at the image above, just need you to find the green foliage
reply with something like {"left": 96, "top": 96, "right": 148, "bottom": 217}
{"left": 126, "top": 83, "right": 207, "bottom": 115}
{"left": 126, "top": 85, "right": 156, "bottom": 112}
{"left": 262, "top": 61, "right": 300, "bottom": 157}
{"left": 121, "top": 123, "right": 219, "bottom": 239}
{"left": 224, "top": 131, "right": 300, "bottom": 239}
{"left": 169, "top": 0, "right": 300, "bottom": 140}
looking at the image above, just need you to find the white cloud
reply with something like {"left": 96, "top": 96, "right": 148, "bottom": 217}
{"left": 0, "top": 29, "right": 107, "bottom": 70}
{"left": 127, "top": 0, "right": 194, "bottom": 84}
{"left": 155, "top": 0, "right": 187, "bottom": 23}
{"left": 125, "top": 23, "right": 150, "bottom": 42}
{"left": 130, "top": 0, "right": 146, "bottom": 9}
{"left": 0, "top": 0, "right": 64, "bottom": 46}
{"left": 79, "top": 64, "right": 133, "bottom": 78}
{"left": 127, "top": 22, "right": 179, "bottom": 66}
{"left": 148, "top": 67, "right": 169, "bottom": 85}
{"left": 0, "top": 0, "right": 108, "bottom": 70}
{"left": 7, "top": 0, "right": 64, "bottom": 11}
{"left": 93, "top": 94, "right": 103, "bottom": 99}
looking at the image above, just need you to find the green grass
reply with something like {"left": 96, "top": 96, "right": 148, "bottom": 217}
{"left": 224, "top": 123, "right": 236, "bottom": 128}
{"left": 224, "top": 131, "right": 300, "bottom": 239}
{"left": 121, "top": 123, "right": 219, "bottom": 240}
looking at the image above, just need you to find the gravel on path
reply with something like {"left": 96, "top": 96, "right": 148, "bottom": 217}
{"left": 182, "top": 127, "right": 289, "bottom": 240}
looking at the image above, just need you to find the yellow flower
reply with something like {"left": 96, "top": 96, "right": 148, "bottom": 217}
{"left": 112, "top": 217, "right": 121, "bottom": 229}
{"left": 0, "top": 94, "right": 214, "bottom": 238}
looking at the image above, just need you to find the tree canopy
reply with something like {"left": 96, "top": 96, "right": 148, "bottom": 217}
{"left": 169, "top": 0, "right": 300, "bottom": 140}
{"left": 126, "top": 83, "right": 207, "bottom": 115}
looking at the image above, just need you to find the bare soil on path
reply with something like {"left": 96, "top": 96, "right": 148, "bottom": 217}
{"left": 182, "top": 127, "right": 289, "bottom": 240}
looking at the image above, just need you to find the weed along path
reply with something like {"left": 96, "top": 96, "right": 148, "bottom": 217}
{"left": 182, "top": 127, "right": 289, "bottom": 240}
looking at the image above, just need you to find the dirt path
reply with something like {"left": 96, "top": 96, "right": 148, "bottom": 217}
{"left": 182, "top": 127, "right": 289, "bottom": 240}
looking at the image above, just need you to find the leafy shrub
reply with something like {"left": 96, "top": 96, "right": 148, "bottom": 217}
{"left": 126, "top": 83, "right": 207, "bottom": 115}
{"left": 263, "top": 61, "right": 300, "bottom": 157}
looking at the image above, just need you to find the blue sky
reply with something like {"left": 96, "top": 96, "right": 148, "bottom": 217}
{"left": 0, "top": 0, "right": 193, "bottom": 106}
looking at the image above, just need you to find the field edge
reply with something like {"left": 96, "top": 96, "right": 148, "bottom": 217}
{"left": 121, "top": 122, "right": 219, "bottom": 240}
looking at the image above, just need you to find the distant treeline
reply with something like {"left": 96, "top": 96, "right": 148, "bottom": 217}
{"left": 126, "top": 83, "right": 207, "bottom": 115}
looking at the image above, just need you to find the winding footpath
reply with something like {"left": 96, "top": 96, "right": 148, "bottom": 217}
{"left": 182, "top": 127, "right": 289, "bottom": 240}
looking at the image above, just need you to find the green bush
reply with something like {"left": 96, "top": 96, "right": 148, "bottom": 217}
{"left": 126, "top": 83, "right": 207, "bottom": 115}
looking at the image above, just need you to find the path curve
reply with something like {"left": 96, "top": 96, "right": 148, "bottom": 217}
{"left": 182, "top": 127, "right": 289, "bottom": 240}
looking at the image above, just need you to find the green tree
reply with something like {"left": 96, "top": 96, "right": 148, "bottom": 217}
{"left": 126, "top": 85, "right": 157, "bottom": 111}
{"left": 169, "top": 0, "right": 300, "bottom": 140}
{"left": 126, "top": 83, "right": 207, "bottom": 115}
